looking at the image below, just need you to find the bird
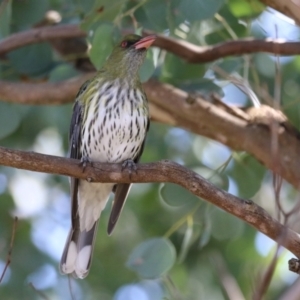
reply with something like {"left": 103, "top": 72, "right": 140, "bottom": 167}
{"left": 60, "top": 34, "right": 156, "bottom": 279}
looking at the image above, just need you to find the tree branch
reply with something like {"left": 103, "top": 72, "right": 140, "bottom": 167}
{"left": 1, "top": 24, "right": 300, "bottom": 62}
{"left": 145, "top": 81, "right": 300, "bottom": 189}
{"left": 0, "top": 74, "right": 92, "bottom": 105}
{"left": 1, "top": 77, "right": 300, "bottom": 189}
{"left": 0, "top": 24, "right": 86, "bottom": 56}
{"left": 0, "top": 145, "right": 299, "bottom": 259}
{"left": 259, "top": 0, "right": 300, "bottom": 25}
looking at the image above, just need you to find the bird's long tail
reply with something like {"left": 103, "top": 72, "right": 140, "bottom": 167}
{"left": 107, "top": 183, "right": 132, "bottom": 235}
{"left": 60, "top": 220, "right": 99, "bottom": 279}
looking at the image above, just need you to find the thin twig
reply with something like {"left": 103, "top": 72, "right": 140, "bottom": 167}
{"left": 253, "top": 245, "right": 282, "bottom": 300}
{"left": 28, "top": 282, "right": 49, "bottom": 300}
{"left": 254, "top": 35, "right": 284, "bottom": 299}
{"left": 273, "top": 174, "right": 284, "bottom": 220}
{"left": 271, "top": 29, "right": 284, "bottom": 225}
{"left": 211, "top": 252, "right": 246, "bottom": 300}
{"left": 163, "top": 276, "right": 183, "bottom": 300}
{"left": 0, "top": 217, "right": 18, "bottom": 283}
{"left": 285, "top": 198, "right": 300, "bottom": 218}
{"left": 68, "top": 275, "right": 76, "bottom": 300}
{"left": 211, "top": 65, "right": 261, "bottom": 107}
{"left": 274, "top": 25, "right": 282, "bottom": 111}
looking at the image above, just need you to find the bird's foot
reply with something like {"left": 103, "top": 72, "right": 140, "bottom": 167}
{"left": 122, "top": 159, "right": 137, "bottom": 179}
{"left": 80, "top": 156, "right": 92, "bottom": 172}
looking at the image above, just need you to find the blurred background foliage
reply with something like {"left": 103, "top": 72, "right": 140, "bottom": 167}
{"left": 0, "top": 0, "right": 300, "bottom": 299}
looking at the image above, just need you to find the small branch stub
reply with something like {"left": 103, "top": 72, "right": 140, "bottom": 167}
{"left": 289, "top": 258, "right": 300, "bottom": 274}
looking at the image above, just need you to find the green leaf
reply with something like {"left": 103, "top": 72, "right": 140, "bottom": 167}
{"left": 0, "top": 0, "right": 12, "bottom": 38}
{"left": 160, "top": 183, "right": 198, "bottom": 207}
{"left": 177, "top": 0, "right": 225, "bottom": 22}
{"left": 215, "top": 57, "right": 243, "bottom": 76}
{"left": 218, "top": 5, "right": 248, "bottom": 36}
{"left": 126, "top": 237, "right": 176, "bottom": 279}
{"left": 179, "top": 78, "right": 224, "bottom": 97}
{"left": 193, "top": 166, "right": 229, "bottom": 191}
{"left": 48, "top": 64, "right": 80, "bottom": 82}
{"left": 138, "top": 0, "right": 169, "bottom": 31}
{"left": 12, "top": 0, "right": 49, "bottom": 28}
{"left": 160, "top": 165, "right": 229, "bottom": 207}
{"left": 0, "top": 103, "right": 21, "bottom": 140}
{"left": 75, "top": 0, "right": 95, "bottom": 15}
{"left": 203, "top": 6, "right": 247, "bottom": 44}
{"left": 228, "top": 0, "right": 265, "bottom": 18}
{"left": 139, "top": 51, "right": 155, "bottom": 83}
{"left": 210, "top": 207, "right": 245, "bottom": 240}
{"left": 227, "top": 153, "right": 266, "bottom": 198}
{"left": 132, "top": 6, "right": 153, "bottom": 30}
{"left": 178, "top": 223, "right": 193, "bottom": 263}
{"left": 89, "top": 23, "right": 114, "bottom": 70}
{"left": 8, "top": 43, "right": 53, "bottom": 76}
{"left": 198, "top": 222, "right": 211, "bottom": 249}
{"left": 254, "top": 53, "right": 276, "bottom": 78}
{"left": 81, "top": 0, "right": 127, "bottom": 30}
{"left": 161, "top": 53, "right": 205, "bottom": 83}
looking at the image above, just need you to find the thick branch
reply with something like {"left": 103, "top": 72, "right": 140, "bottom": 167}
{"left": 259, "top": 0, "right": 300, "bottom": 25}
{"left": 1, "top": 25, "right": 300, "bottom": 62}
{"left": 0, "top": 25, "right": 86, "bottom": 56}
{"left": 1, "top": 77, "right": 300, "bottom": 189}
{"left": 0, "top": 74, "right": 92, "bottom": 105}
{"left": 0, "top": 146, "right": 299, "bottom": 258}
{"left": 145, "top": 81, "right": 300, "bottom": 189}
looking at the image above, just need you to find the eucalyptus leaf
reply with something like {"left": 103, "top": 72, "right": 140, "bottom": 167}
{"left": 12, "top": 0, "right": 49, "bottom": 28}
{"left": 8, "top": 43, "right": 53, "bottom": 76}
{"left": 160, "top": 165, "right": 229, "bottom": 207}
{"left": 179, "top": 78, "right": 224, "bottom": 97}
{"left": 160, "top": 183, "right": 198, "bottom": 207}
{"left": 177, "top": 0, "right": 225, "bottom": 22}
{"left": 210, "top": 207, "right": 245, "bottom": 240}
{"left": 228, "top": 0, "right": 265, "bottom": 18}
{"left": 81, "top": 0, "right": 127, "bottom": 30}
{"left": 139, "top": 51, "right": 155, "bottom": 83}
{"left": 140, "top": 0, "right": 169, "bottom": 31}
{"left": 126, "top": 238, "right": 176, "bottom": 279}
{"left": 193, "top": 166, "right": 229, "bottom": 191}
{"left": 227, "top": 153, "right": 266, "bottom": 198}
{"left": 74, "top": 0, "right": 95, "bottom": 15}
{"left": 198, "top": 222, "right": 211, "bottom": 249}
{"left": 204, "top": 6, "right": 247, "bottom": 44}
{"left": 218, "top": 5, "right": 248, "bottom": 37}
{"left": 89, "top": 23, "right": 114, "bottom": 70}
{"left": 0, "top": 0, "right": 11, "bottom": 38}
{"left": 178, "top": 224, "right": 193, "bottom": 263}
{"left": 132, "top": 6, "right": 153, "bottom": 31}
{"left": 48, "top": 64, "right": 80, "bottom": 82}
{"left": 0, "top": 103, "right": 21, "bottom": 140}
{"left": 214, "top": 57, "right": 243, "bottom": 76}
{"left": 162, "top": 53, "right": 205, "bottom": 83}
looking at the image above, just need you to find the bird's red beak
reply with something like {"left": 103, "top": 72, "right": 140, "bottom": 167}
{"left": 134, "top": 35, "right": 156, "bottom": 50}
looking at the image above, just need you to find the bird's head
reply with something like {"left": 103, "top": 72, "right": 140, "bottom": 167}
{"left": 101, "top": 34, "right": 156, "bottom": 84}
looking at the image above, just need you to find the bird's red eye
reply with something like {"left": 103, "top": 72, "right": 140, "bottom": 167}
{"left": 121, "top": 41, "right": 128, "bottom": 48}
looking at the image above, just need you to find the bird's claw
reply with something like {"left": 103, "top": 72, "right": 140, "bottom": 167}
{"left": 122, "top": 159, "right": 137, "bottom": 179}
{"left": 80, "top": 156, "right": 92, "bottom": 172}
